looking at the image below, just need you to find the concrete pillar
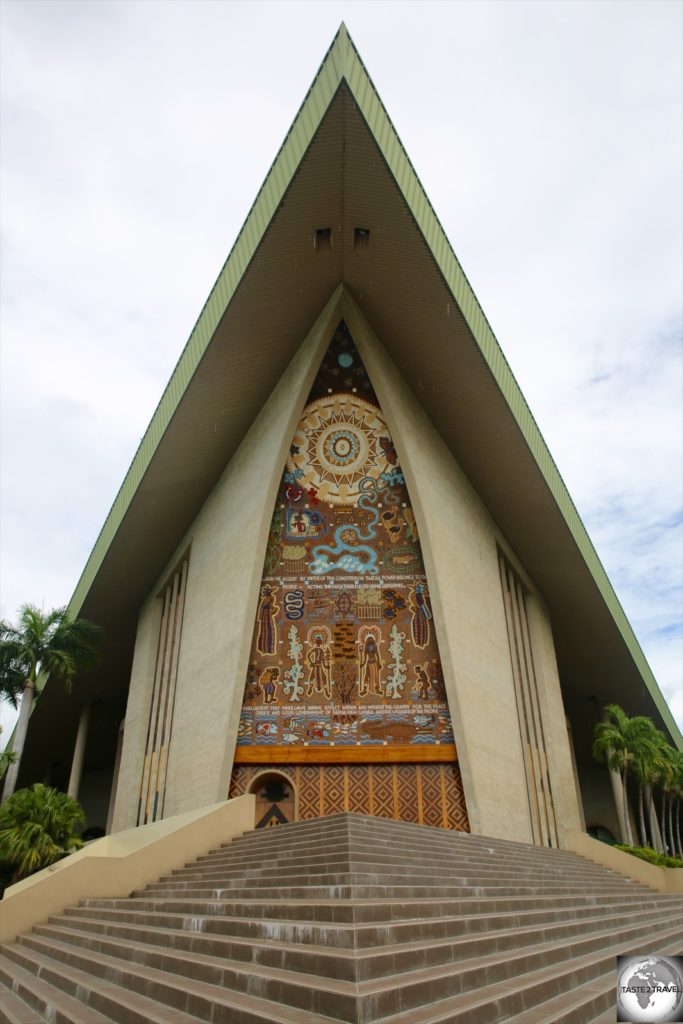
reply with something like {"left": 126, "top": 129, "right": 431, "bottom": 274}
{"left": 67, "top": 703, "right": 91, "bottom": 801}
{"left": 106, "top": 720, "right": 125, "bottom": 835}
{"left": 565, "top": 716, "right": 586, "bottom": 832}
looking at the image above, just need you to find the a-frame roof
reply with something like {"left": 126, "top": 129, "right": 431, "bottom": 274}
{"left": 21, "top": 25, "right": 680, "bottom": 778}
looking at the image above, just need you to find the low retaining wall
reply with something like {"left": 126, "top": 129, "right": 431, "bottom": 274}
{"left": 0, "top": 794, "right": 255, "bottom": 943}
{"left": 566, "top": 829, "right": 683, "bottom": 894}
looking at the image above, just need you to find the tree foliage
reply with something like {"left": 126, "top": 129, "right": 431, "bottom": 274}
{"left": 614, "top": 844, "right": 683, "bottom": 869}
{"left": 0, "top": 726, "right": 17, "bottom": 779}
{"left": 0, "top": 605, "right": 102, "bottom": 702}
{"left": 0, "top": 783, "right": 85, "bottom": 881}
{"left": 593, "top": 704, "right": 683, "bottom": 857}
{"left": 592, "top": 704, "right": 654, "bottom": 847}
{"left": 0, "top": 604, "right": 102, "bottom": 801}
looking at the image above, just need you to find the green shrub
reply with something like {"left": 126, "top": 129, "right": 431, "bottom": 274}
{"left": 0, "top": 783, "right": 85, "bottom": 882}
{"left": 614, "top": 844, "right": 683, "bottom": 869}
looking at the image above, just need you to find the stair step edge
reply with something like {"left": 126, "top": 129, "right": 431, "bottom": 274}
{"left": 15, "top": 931, "right": 356, "bottom": 997}
{"left": 33, "top": 907, "right": 683, "bottom": 970}
{"left": 372, "top": 926, "right": 683, "bottom": 1023}
{"left": 0, "top": 953, "right": 203, "bottom": 1024}
{"left": 0, "top": 981, "right": 46, "bottom": 1024}
{"left": 0, "top": 944, "right": 344, "bottom": 1024}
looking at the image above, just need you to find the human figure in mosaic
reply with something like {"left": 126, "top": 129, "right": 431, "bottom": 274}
{"left": 259, "top": 667, "right": 281, "bottom": 704}
{"left": 256, "top": 585, "right": 279, "bottom": 655}
{"left": 306, "top": 633, "right": 332, "bottom": 699}
{"left": 414, "top": 663, "right": 431, "bottom": 701}
{"left": 359, "top": 634, "right": 383, "bottom": 697}
{"left": 410, "top": 583, "right": 432, "bottom": 649}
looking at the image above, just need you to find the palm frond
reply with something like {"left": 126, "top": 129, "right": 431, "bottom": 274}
{"left": 0, "top": 606, "right": 103, "bottom": 800}
{"left": 0, "top": 783, "right": 85, "bottom": 880}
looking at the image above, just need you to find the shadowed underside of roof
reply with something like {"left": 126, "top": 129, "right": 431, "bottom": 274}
{"left": 19, "top": 25, "right": 679, "bottom": 782}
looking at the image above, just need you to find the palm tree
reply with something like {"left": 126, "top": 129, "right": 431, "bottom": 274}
{"left": 657, "top": 739, "right": 679, "bottom": 856}
{"left": 0, "top": 783, "right": 85, "bottom": 881}
{"left": 592, "top": 704, "right": 656, "bottom": 848}
{"left": 0, "top": 605, "right": 102, "bottom": 802}
{"left": 671, "top": 748, "right": 683, "bottom": 859}
{"left": 631, "top": 724, "right": 667, "bottom": 850}
{"left": 0, "top": 726, "right": 17, "bottom": 781}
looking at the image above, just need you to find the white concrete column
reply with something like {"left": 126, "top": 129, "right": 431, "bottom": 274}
{"left": 106, "top": 720, "right": 125, "bottom": 835}
{"left": 565, "top": 716, "right": 586, "bottom": 832}
{"left": 607, "top": 765, "right": 628, "bottom": 844}
{"left": 67, "top": 703, "right": 91, "bottom": 801}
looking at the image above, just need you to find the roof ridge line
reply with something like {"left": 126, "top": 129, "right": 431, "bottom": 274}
{"left": 66, "top": 29, "right": 353, "bottom": 618}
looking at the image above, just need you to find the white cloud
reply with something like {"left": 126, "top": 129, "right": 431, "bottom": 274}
{"left": 1, "top": 0, "right": 681, "bottom": 732}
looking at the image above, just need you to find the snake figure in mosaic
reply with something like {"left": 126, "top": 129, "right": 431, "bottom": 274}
{"left": 308, "top": 476, "right": 400, "bottom": 576}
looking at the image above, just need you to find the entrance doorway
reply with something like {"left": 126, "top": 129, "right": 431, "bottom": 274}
{"left": 249, "top": 771, "right": 296, "bottom": 828}
{"left": 231, "top": 762, "right": 469, "bottom": 831}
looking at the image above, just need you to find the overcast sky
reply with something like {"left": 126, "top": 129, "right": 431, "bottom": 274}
{"left": 1, "top": 0, "right": 681, "bottom": 739}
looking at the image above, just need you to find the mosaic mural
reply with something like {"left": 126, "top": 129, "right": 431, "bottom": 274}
{"left": 235, "top": 321, "right": 460, "bottom": 757}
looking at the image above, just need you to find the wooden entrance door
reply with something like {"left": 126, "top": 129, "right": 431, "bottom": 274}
{"left": 252, "top": 773, "right": 295, "bottom": 828}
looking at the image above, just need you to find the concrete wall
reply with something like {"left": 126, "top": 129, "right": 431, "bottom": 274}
{"left": 111, "top": 286, "right": 582, "bottom": 845}
{"left": 578, "top": 763, "right": 622, "bottom": 840}
{"left": 110, "top": 289, "right": 342, "bottom": 832}
{"left": 525, "top": 596, "right": 585, "bottom": 844}
{"left": 566, "top": 829, "right": 683, "bottom": 894}
{"left": 343, "top": 293, "right": 582, "bottom": 846}
{"left": 110, "top": 590, "right": 163, "bottom": 830}
{"left": 1, "top": 795, "right": 255, "bottom": 944}
{"left": 77, "top": 766, "right": 114, "bottom": 835}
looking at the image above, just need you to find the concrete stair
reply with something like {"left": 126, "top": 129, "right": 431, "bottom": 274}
{"left": 0, "top": 812, "right": 681, "bottom": 1023}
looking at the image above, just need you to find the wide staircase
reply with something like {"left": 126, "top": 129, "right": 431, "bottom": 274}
{"left": 1, "top": 812, "right": 682, "bottom": 1024}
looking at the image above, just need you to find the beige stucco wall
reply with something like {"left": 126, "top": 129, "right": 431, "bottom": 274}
{"left": 525, "top": 595, "right": 585, "bottom": 845}
{"left": 566, "top": 829, "right": 683, "bottom": 894}
{"left": 1, "top": 795, "right": 254, "bottom": 944}
{"left": 111, "top": 594, "right": 163, "bottom": 830}
{"left": 111, "top": 286, "right": 581, "bottom": 845}
{"left": 110, "top": 289, "right": 343, "bottom": 832}
{"left": 343, "top": 293, "right": 582, "bottom": 846}
{"left": 578, "top": 763, "right": 623, "bottom": 840}
{"left": 77, "top": 766, "right": 115, "bottom": 834}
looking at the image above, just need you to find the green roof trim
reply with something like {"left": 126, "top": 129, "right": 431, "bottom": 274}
{"left": 67, "top": 24, "right": 680, "bottom": 745}
{"left": 66, "top": 28, "right": 347, "bottom": 619}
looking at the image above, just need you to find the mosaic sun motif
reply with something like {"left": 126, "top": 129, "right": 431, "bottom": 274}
{"left": 236, "top": 320, "right": 458, "bottom": 756}
{"left": 289, "top": 394, "right": 388, "bottom": 505}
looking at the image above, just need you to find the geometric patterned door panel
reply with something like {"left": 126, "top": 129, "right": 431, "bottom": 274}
{"left": 229, "top": 762, "right": 469, "bottom": 832}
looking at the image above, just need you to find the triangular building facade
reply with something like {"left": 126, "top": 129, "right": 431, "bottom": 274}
{"left": 17, "top": 26, "right": 680, "bottom": 848}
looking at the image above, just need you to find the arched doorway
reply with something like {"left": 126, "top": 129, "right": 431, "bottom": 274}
{"left": 249, "top": 770, "right": 296, "bottom": 828}
{"left": 587, "top": 824, "right": 617, "bottom": 845}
